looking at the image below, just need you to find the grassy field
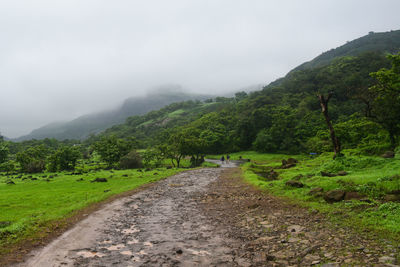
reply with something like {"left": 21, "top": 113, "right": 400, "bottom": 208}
{"left": 0, "top": 166, "right": 189, "bottom": 255}
{"left": 211, "top": 151, "right": 400, "bottom": 241}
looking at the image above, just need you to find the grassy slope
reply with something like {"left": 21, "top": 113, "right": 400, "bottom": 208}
{"left": 0, "top": 167, "right": 187, "bottom": 254}
{"left": 212, "top": 151, "right": 400, "bottom": 241}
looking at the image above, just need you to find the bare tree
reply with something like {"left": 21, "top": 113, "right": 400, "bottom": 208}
{"left": 317, "top": 92, "right": 341, "bottom": 159}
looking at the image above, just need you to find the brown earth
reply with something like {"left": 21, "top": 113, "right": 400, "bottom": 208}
{"left": 6, "top": 165, "right": 399, "bottom": 266}
{"left": 200, "top": 168, "right": 399, "bottom": 266}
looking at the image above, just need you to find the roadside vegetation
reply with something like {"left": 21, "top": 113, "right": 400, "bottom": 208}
{"left": 0, "top": 134, "right": 208, "bottom": 257}
{"left": 212, "top": 151, "right": 400, "bottom": 240}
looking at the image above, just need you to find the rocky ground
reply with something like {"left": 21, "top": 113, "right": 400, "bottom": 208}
{"left": 13, "top": 165, "right": 399, "bottom": 267}
{"left": 200, "top": 168, "right": 399, "bottom": 266}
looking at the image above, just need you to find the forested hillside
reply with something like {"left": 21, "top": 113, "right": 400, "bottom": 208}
{"left": 293, "top": 29, "right": 400, "bottom": 71}
{"left": 97, "top": 51, "right": 397, "bottom": 159}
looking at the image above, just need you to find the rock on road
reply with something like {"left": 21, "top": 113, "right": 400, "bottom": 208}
{"left": 18, "top": 167, "right": 246, "bottom": 267}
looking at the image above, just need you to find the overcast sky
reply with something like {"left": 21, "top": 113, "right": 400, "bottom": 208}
{"left": 1, "top": 0, "right": 400, "bottom": 137}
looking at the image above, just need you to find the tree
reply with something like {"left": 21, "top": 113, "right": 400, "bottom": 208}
{"left": 317, "top": 92, "right": 341, "bottom": 159}
{"left": 119, "top": 150, "right": 143, "bottom": 169}
{"left": 0, "top": 141, "right": 9, "bottom": 164}
{"left": 48, "top": 146, "right": 81, "bottom": 172}
{"left": 157, "top": 144, "right": 183, "bottom": 168}
{"left": 16, "top": 145, "right": 48, "bottom": 173}
{"left": 369, "top": 53, "right": 400, "bottom": 149}
{"left": 93, "top": 136, "right": 132, "bottom": 168}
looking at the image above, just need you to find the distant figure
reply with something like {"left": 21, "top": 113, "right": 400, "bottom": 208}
{"left": 226, "top": 155, "right": 230, "bottom": 163}
{"left": 220, "top": 156, "right": 225, "bottom": 164}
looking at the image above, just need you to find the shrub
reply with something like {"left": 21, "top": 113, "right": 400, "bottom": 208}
{"left": 0, "top": 160, "right": 17, "bottom": 173}
{"left": 119, "top": 150, "right": 143, "bottom": 169}
{"left": 24, "top": 160, "right": 46, "bottom": 173}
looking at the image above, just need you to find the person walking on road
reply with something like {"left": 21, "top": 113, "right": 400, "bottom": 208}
{"left": 220, "top": 156, "right": 225, "bottom": 164}
{"left": 226, "top": 155, "right": 230, "bottom": 163}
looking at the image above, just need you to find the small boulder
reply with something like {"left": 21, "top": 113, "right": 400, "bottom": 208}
{"left": 91, "top": 178, "right": 108, "bottom": 183}
{"left": 324, "top": 189, "right": 345, "bottom": 203}
{"left": 308, "top": 187, "right": 324, "bottom": 196}
{"left": 266, "top": 170, "right": 279, "bottom": 180}
{"left": 337, "top": 171, "right": 348, "bottom": 176}
{"left": 382, "top": 151, "right": 395, "bottom": 158}
{"left": 344, "top": 191, "right": 364, "bottom": 200}
{"left": 292, "top": 174, "right": 304, "bottom": 180}
{"left": 285, "top": 180, "right": 304, "bottom": 188}
{"left": 321, "top": 171, "right": 337, "bottom": 177}
{"left": 384, "top": 194, "right": 400, "bottom": 202}
{"left": 281, "top": 158, "right": 297, "bottom": 169}
{"left": 282, "top": 163, "right": 296, "bottom": 169}
{"left": 379, "top": 256, "right": 396, "bottom": 264}
{"left": 389, "top": 189, "right": 400, "bottom": 195}
{"left": 6, "top": 180, "right": 15, "bottom": 185}
{"left": 30, "top": 177, "right": 38, "bottom": 181}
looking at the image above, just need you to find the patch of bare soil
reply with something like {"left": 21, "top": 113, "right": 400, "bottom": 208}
{"left": 200, "top": 168, "right": 399, "bottom": 266}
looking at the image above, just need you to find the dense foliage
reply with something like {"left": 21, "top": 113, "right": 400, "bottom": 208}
{"left": 87, "top": 51, "right": 399, "bottom": 159}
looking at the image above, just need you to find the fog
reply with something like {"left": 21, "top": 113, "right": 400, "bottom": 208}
{"left": 0, "top": 0, "right": 399, "bottom": 138}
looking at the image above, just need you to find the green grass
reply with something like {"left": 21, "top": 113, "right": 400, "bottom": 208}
{"left": 0, "top": 167, "right": 185, "bottom": 251}
{"left": 167, "top": 109, "right": 186, "bottom": 118}
{"left": 229, "top": 150, "right": 400, "bottom": 240}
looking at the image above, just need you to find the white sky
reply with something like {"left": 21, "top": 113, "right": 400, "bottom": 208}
{"left": 0, "top": 0, "right": 400, "bottom": 137}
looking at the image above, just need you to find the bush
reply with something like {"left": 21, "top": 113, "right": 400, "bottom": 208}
{"left": 253, "top": 129, "right": 277, "bottom": 152}
{"left": 24, "top": 160, "right": 46, "bottom": 173}
{"left": 395, "top": 146, "right": 400, "bottom": 159}
{"left": 0, "top": 160, "right": 17, "bottom": 173}
{"left": 119, "top": 150, "right": 143, "bottom": 169}
{"left": 319, "top": 155, "right": 386, "bottom": 173}
{"left": 47, "top": 146, "right": 81, "bottom": 172}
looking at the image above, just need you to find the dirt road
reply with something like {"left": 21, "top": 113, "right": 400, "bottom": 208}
{"left": 18, "top": 167, "right": 247, "bottom": 267}
{"left": 16, "top": 164, "right": 399, "bottom": 266}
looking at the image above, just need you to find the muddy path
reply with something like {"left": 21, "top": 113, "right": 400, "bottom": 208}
{"left": 15, "top": 164, "right": 399, "bottom": 266}
{"left": 17, "top": 167, "right": 247, "bottom": 267}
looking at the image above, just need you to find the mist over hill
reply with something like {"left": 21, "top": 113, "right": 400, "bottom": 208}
{"left": 15, "top": 86, "right": 213, "bottom": 141}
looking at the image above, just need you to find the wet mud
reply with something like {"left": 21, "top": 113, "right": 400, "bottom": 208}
{"left": 18, "top": 168, "right": 247, "bottom": 267}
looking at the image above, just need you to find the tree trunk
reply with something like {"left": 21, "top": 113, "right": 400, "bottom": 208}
{"left": 318, "top": 93, "right": 341, "bottom": 159}
{"left": 389, "top": 131, "right": 396, "bottom": 150}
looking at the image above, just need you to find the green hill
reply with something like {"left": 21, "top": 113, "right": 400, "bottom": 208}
{"left": 97, "top": 30, "right": 400, "bottom": 155}
{"left": 293, "top": 30, "right": 400, "bottom": 72}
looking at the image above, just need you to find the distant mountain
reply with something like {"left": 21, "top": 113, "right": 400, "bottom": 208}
{"left": 293, "top": 30, "right": 400, "bottom": 72}
{"left": 16, "top": 86, "right": 213, "bottom": 141}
